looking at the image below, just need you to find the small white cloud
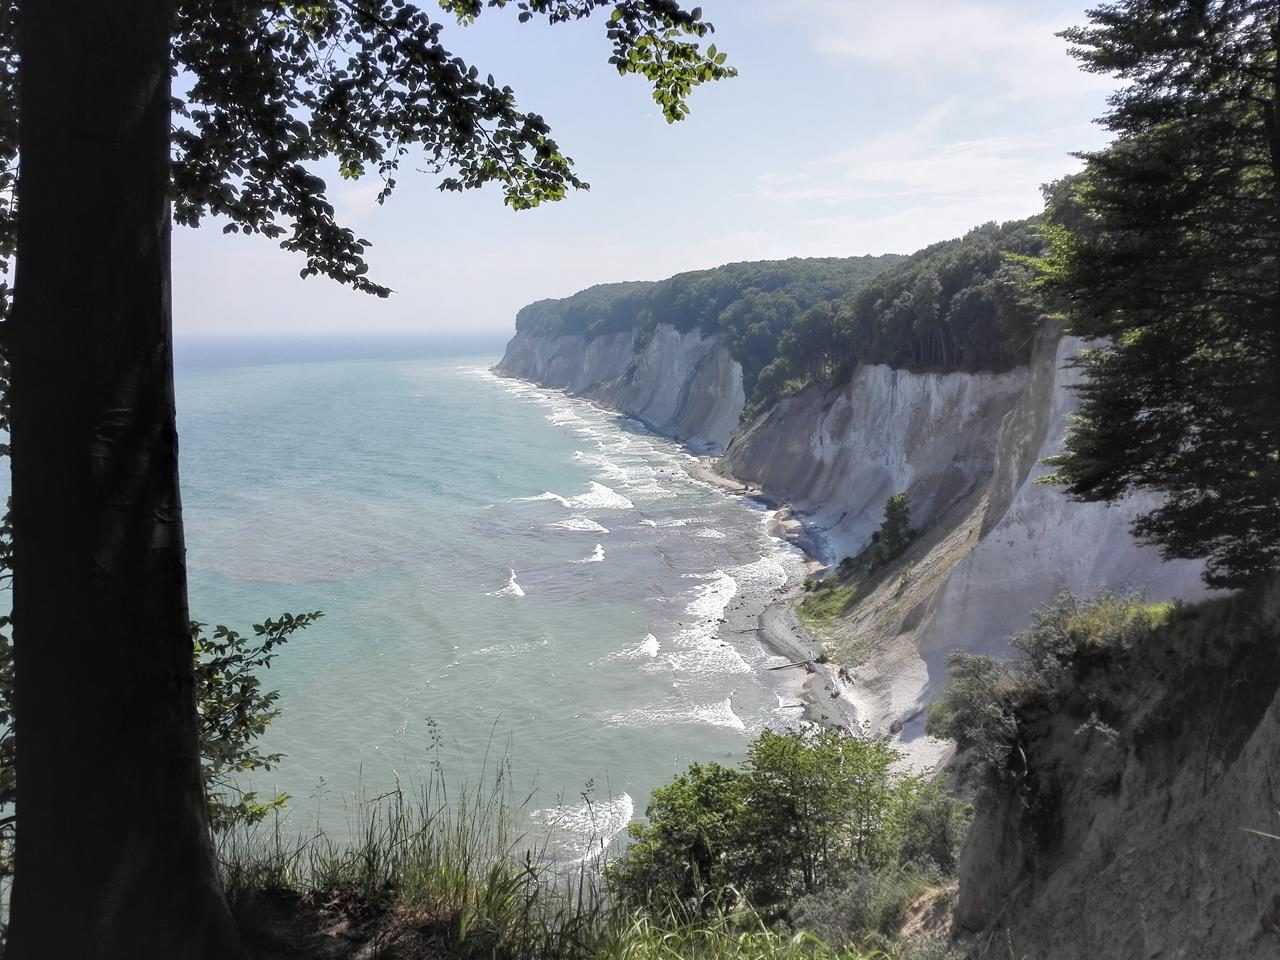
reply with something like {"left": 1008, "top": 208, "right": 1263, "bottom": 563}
{"left": 792, "top": 0, "right": 1112, "bottom": 102}
{"left": 757, "top": 93, "right": 1100, "bottom": 220}
{"left": 333, "top": 177, "right": 388, "bottom": 225}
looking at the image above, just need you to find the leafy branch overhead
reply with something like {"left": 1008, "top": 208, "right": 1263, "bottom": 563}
{"left": 169, "top": 0, "right": 734, "bottom": 297}
{"left": 193, "top": 611, "right": 324, "bottom": 832}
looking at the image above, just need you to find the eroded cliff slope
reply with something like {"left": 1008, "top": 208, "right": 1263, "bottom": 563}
{"left": 954, "top": 584, "right": 1280, "bottom": 959}
{"left": 497, "top": 322, "right": 1209, "bottom": 755}
{"left": 721, "top": 332, "right": 1207, "bottom": 755}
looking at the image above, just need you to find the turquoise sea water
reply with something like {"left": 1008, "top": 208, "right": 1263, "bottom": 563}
{"left": 175, "top": 335, "right": 804, "bottom": 855}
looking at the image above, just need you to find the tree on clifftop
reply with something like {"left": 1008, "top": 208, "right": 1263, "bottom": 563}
{"left": 4, "top": 2, "right": 731, "bottom": 955}
{"left": 1038, "top": 1, "right": 1280, "bottom": 588}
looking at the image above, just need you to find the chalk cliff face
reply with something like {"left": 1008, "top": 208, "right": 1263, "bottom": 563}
{"left": 721, "top": 360, "right": 1030, "bottom": 564}
{"left": 918, "top": 336, "right": 1209, "bottom": 662}
{"left": 495, "top": 324, "right": 744, "bottom": 454}
{"left": 497, "top": 324, "right": 1207, "bottom": 746}
{"left": 723, "top": 332, "right": 1207, "bottom": 753}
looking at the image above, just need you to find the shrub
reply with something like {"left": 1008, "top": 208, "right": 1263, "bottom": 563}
{"left": 895, "top": 779, "right": 972, "bottom": 875}
{"left": 193, "top": 611, "right": 323, "bottom": 831}
{"left": 928, "top": 591, "right": 1172, "bottom": 787}
{"left": 791, "top": 863, "right": 936, "bottom": 946}
{"left": 606, "top": 762, "right": 745, "bottom": 912}
{"left": 609, "top": 728, "right": 967, "bottom": 925}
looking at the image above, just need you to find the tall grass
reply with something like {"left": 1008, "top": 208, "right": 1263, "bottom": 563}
{"left": 217, "top": 756, "right": 891, "bottom": 960}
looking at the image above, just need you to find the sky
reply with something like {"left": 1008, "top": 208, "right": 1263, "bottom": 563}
{"left": 172, "top": 0, "right": 1117, "bottom": 337}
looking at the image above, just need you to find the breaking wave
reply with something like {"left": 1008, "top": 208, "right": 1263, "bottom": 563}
{"left": 574, "top": 543, "right": 606, "bottom": 564}
{"left": 605, "top": 697, "right": 746, "bottom": 732}
{"left": 488, "top": 568, "right": 525, "bottom": 598}
{"left": 532, "top": 792, "right": 634, "bottom": 863}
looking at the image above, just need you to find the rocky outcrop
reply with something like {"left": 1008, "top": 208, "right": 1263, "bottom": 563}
{"left": 495, "top": 324, "right": 744, "bottom": 454}
{"left": 955, "top": 583, "right": 1280, "bottom": 959}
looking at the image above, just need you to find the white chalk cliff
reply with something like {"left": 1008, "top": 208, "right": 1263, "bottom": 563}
{"left": 498, "top": 323, "right": 1208, "bottom": 746}
{"left": 495, "top": 324, "right": 744, "bottom": 454}
{"left": 498, "top": 318, "right": 1274, "bottom": 957}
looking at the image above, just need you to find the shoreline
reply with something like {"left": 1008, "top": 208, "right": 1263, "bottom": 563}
{"left": 491, "top": 367, "right": 869, "bottom": 738}
{"left": 684, "top": 456, "right": 867, "bottom": 734}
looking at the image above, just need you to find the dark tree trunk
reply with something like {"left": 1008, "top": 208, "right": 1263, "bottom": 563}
{"left": 8, "top": 1, "right": 240, "bottom": 956}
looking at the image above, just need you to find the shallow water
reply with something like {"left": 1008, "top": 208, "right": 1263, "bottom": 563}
{"left": 176, "top": 337, "right": 804, "bottom": 854}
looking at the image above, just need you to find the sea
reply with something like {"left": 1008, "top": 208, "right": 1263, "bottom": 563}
{"left": 174, "top": 333, "right": 807, "bottom": 859}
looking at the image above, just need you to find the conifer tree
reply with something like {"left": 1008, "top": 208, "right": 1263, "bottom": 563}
{"left": 1039, "top": 1, "right": 1280, "bottom": 588}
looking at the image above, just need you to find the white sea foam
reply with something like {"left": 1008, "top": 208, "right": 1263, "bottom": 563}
{"left": 728, "top": 553, "right": 790, "bottom": 593}
{"left": 532, "top": 793, "right": 634, "bottom": 862}
{"left": 605, "top": 697, "right": 745, "bottom": 732}
{"left": 574, "top": 543, "right": 605, "bottom": 564}
{"left": 550, "top": 516, "right": 610, "bottom": 534}
{"left": 488, "top": 568, "right": 526, "bottom": 598}
{"left": 624, "top": 479, "right": 678, "bottom": 501}
{"left": 573, "top": 450, "right": 629, "bottom": 484}
{"left": 515, "top": 482, "right": 633, "bottom": 511}
{"left": 514, "top": 491, "right": 571, "bottom": 507}
{"left": 645, "top": 570, "right": 750, "bottom": 677}
{"left": 602, "top": 633, "right": 661, "bottom": 662}
{"left": 545, "top": 406, "right": 580, "bottom": 425}
{"left": 567, "top": 481, "right": 633, "bottom": 510}
{"left": 696, "top": 528, "right": 727, "bottom": 540}
{"left": 639, "top": 517, "right": 701, "bottom": 528}
{"left": 686, "top": 569, "right": 738, "bottom": 621}
{"left": 473, "top": 637, "right": 549, "bottom": 657}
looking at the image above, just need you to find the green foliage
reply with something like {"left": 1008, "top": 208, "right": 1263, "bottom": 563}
{"left": 894, "top": 779, "right": 970, "bottom": 876}
{"left": 871, "top": 495, "right": 913, "bottom": 568}
{"left": 925, "top": 653, "right": 1018, "bottom": 791}
{"left": 799, "top": 495, "right": 915, "bottom": 630}
{"left": 161, "top": 0, "right": 737, "bottom": 297}
{"left": 789, "top": 864, "right": 938, "bottom": 949}
{"left": 740, "top": 730, "right": 904, "bottom": 905}
{"left": 441, "top": 2, "right": 736, "bottom": 124}
{"left": 605, "top": 761, "right": 744, "bottom": 910}
{"left": 608, "top": 728, "right": 966, "bottom": 926}
{"left": 1030, "top": 2, "right": 1280, "bottom": 588}
{"left": 519, "top": 218, "right": 1045, "bottom": 417}
{"left": 0, "top": 609, "right": 317, "bottom": 889}
{"left": 797, "top": 580, "right": 859, "bottom": 631}
{"left": 750, "top": 220, "right": 1044, "bottom": 413}
{"left": 927, "top": 591, "right": 1174, "bottom": 788}
{"left": 220, "top": 763, "right": 889, "bottom": 960}
{"left": 193, "top": 611, "right": 323, "bottom": 832}
{"left": 514, "top": 256, "right": 904, "bottom": 402}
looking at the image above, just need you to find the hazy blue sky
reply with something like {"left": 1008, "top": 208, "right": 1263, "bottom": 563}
{"left": 172, "top": 0, "right": 1116, "bottom": 336}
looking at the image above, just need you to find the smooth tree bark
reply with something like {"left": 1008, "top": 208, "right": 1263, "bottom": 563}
{"left": 7, "top": 0, "right": 240, "bottom": 955}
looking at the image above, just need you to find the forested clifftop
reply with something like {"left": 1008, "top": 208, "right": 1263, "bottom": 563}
{"left": 506, "top": 254, "right": 902, "bottom": 409}
{"left": 496, "top": 220, "right": 1044, "bottom": 448}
